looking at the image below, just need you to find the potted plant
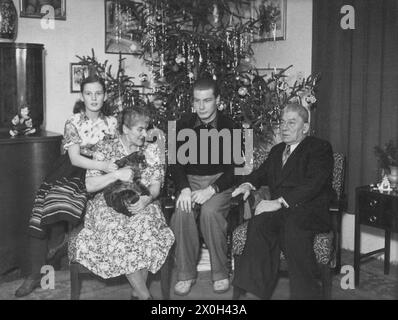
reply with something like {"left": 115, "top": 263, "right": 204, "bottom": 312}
{"left": 374, "top": 140, "right": 398, "bottom": 188}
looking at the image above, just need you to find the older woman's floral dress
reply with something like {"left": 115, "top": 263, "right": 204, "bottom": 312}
{"left": 72, "top": 138, "right": 175, "bottom": 279}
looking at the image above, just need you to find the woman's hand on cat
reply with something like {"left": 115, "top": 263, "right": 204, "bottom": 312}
{"left": 103, "top": 161, "right": 119, "bottom": 173}
{"left": 128, "top": 195, "right": 152, "bottom": 214}
{"left": 113, "top": 167, "right": 133, "bottom": 182}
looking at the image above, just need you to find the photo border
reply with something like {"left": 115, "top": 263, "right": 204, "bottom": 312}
{"left": 19, "top": 0, "right": 66, "bottom": 20}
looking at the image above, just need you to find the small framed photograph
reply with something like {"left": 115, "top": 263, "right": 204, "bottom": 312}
{"left": 19, "top": 0, "right": 66, "bottom": 20}
{"left": 70, "top": 63, "right": 89, "bottom": 93}
{"left": 252, "top": 0, "right": 287, "bottom": 42}
{"left": 105, "top": 0, "right": 142, "bottom": 55}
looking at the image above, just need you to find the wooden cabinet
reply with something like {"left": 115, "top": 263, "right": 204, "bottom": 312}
{"left": 0, "top": 132, "right": 62, "bottom": 276}
{"left": 354, "top": 186, "right": 398, "bottom": 286}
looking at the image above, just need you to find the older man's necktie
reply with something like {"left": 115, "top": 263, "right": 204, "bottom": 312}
{"left": 282, "top": 145, "right": 291, "bottom": 167}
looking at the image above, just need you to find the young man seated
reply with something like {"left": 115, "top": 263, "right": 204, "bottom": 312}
{"left": 169, "top": 77, "right": 237, "bottom": 296}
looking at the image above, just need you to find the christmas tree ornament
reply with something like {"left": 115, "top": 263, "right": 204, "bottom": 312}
{"left": 212, "top": 4, "right": 219, "bottom": 24}
{"left": 272, "top": 22, "right": 277, "bottom": 41}
{"left": 242, "top": 77, "right": 250, "bottom": 85}
{"left": 172, "top": 64, "right": 179, "bottom": 72}
{"left": 238, "top": 87, "right": 248, "bottom": 96}
{"left": 130, "top": 42, "right": 138, "bottom": 52}
{"left": 218, "top": 101, "right": 226, "bottom": 111}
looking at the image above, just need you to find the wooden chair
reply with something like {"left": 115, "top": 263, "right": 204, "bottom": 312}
{"left": 68, "top": 194, "right": 175, "bottom": 300}
{"left": 231, "top": 152, "right": 347, "bottom": 300}
{"left": 329, "top": 152, "right": 347, "bottom": 273}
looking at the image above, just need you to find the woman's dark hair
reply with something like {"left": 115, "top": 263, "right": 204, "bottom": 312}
{"left": 119, "top": 105, "right": 151, "bottom": 134}
{"left": 73, "top": 74, "right": 111, "bottom": 116}
{"left": 79, "top": 74, "right": 106, "bottom": 93}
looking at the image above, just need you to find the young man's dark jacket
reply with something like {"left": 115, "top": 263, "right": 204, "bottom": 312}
{"left": 169, "top": 111, "right": 239, "bottom": 193}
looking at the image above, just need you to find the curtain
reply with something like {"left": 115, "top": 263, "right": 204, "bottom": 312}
{"left": 312, "top": 0, "right": 398, "bottom": 211}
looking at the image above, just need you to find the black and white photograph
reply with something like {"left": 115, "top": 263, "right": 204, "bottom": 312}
{"left": 252, "top": 0, "right": 287, "bottom": 42}
{"left": 105, "top": 0, "right": 142, "bottom": 55}
{"left": 19, "top": 0, "right": 66, "bottom": 20}
{"left": 70, "top": 63, "right": 89, "bottom": 93}
{"left": 1, "top": 0, "right": 398, "bottom": 305}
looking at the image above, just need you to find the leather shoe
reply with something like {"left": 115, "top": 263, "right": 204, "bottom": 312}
{"left": 174, "top": 279, "right": 196, "bottom": 296}
{"left": 47, "top": 234, "right": 69, "bottom": 262}
{"left": 15, "top": 277, "right": 41, "bottom": 298}
{"left": 213, "top": 278, "right": 230, "bottom": 294}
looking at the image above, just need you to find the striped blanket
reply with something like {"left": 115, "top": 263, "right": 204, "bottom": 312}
{"left": 29, "top": 177, "right": 88, "bottom": 238}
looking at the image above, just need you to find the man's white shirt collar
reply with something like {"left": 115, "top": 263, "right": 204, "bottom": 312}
{"left": 287, "top": 141, "right": 301, "bottom": 153}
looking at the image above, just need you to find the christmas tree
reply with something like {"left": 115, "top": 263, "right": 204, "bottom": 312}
{"left": 78, "top": 0, "right": 319, "bottom": 144}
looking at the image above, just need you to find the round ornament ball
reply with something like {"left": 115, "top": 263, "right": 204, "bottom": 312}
{"left": 238, "top": 87, "right": 248, "bottom": 96}
{"left": 130, "top": 42, "right": 138, "bottom": 52}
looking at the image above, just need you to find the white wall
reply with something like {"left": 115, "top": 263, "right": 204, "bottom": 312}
{"left": 252, "top": 0, "right": 313, "bottom": 84}
{"left": 13, "top": 0, "right": 147, "bottom": 134}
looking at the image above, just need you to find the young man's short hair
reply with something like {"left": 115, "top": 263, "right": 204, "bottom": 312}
{"left": 193, "top": 77, "right": 220, "bottom": 97}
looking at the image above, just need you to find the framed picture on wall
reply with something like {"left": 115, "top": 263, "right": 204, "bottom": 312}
{"left": 70, "top": 63, "right": 89, "bottom": 93}
{"left": 105, "top": 0, "right": 142, "bottom": 55}
{"left": 19, "top": 0, "right": 66, "bottom": 20}
{"left": 252, "top": 0, "right": 287, "bottom": 42}
{"left": 256, "top": 67, "right": 284, "bottom": 79}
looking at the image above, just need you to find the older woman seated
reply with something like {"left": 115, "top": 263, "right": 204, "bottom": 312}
{"left": 72, "top": 106, "right": 174, "bottom": 300}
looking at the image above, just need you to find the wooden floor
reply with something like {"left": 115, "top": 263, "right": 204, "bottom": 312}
{"left": 0, "top": 250, "right": 397, "bottom": 300}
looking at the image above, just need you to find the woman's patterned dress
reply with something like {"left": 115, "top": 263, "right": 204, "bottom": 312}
{"left": 72, "top": 137, "right": 175, "bottom": 278}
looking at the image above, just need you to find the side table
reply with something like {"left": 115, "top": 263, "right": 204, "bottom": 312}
{"left": 354, "top": 185, "right": 398, "bottom": 286}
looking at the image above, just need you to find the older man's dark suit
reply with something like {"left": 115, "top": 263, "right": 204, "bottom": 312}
{"left": 232, "top": 136, "right": 334, "bottom": 299}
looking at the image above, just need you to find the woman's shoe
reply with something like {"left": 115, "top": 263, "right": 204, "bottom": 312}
{"left": 130, "top": 287, "right": 152, "bottom": 300}
{"left": 15, "top": 276, "right": 41, "bottom": 297}
{"left": 46, "top": 234, "right": 69, "bottom": 262}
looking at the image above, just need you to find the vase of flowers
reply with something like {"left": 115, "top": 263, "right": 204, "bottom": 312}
{"left": 374, "top": 140, "right": 398, "bottom": 188}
